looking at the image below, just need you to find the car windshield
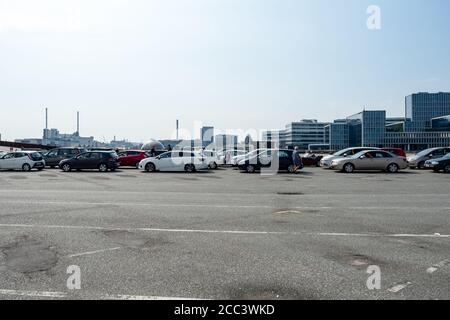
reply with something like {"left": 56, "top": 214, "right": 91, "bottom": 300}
{"left": 30, "top": 152, "right": 43, "bottom": 161}
{"left": 333, "top": 148, "right": 352, "bottom": 156}
{"left": 415, "top": 149, "right": 435, "bottom": 157}
{"left": 441, "top": 153, "right": 450, "bottom": 160}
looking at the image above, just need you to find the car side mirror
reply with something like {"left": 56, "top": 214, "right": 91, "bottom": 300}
{"left": 360, "top": 156, "right": 365, "bottom": 159}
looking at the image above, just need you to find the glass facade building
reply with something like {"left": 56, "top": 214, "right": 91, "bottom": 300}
{"left": 346, "top": 110, "right": 386, "bottom": 147}
{"left": 324, "top": 121, "right": 349, "bottom": 151}
{"left": 262, "top": 130, "right": 287, "bottom": 148}
{"left": 405, "top": 92, "right": 450, "bottom": 131}
{"left": 431, "top": 115, "right": 450, "bottom": 132}
{"left": 263, "top": 92, "right": 450, "bottom": 152}
{"left": 283, "top": 120, "right": 329, "bottom": 149}
{"left": 201, "top": 126, "right": 214, "bottom": 148}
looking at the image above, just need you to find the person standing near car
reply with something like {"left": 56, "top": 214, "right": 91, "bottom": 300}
{"left": 293, "top": 146, "right": 302, "bottom": 173}
{"left": 150, "top": 146, "right": 156, "bottom": 157}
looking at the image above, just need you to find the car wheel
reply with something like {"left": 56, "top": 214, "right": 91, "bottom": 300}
{"left": 22, "top": 163, "right": 31, "bottom": 172}
{"left": 209, "top": 162, "right": 218, "bottom": 170}
{"left": 287, "top": 164, "right": 295, "bottom": 173}
{"left": 245, "top": 164, "right": 255, "bottom": 173}
{"left": 62, "top": 164, "right": 71, "bottom": 172}
{"left": 444, "top": 165, "right": 450, "bottom": 174}
{"left": 417, "top": 161, "right": 425, "bottom": 169}
{"left": 145, "top": 163, "right": 155, "bottom": 172}
{"left": 343, "top": 163, "right": 354, "bottom": 173}
{"left": 387, "top": 163, "right": 399, "bottom": 173}
{"left": 184, "top": 164, "right": 195, "bottom": 173}
{"left": 99, "top": 163, "right": 108, "bottom": 172}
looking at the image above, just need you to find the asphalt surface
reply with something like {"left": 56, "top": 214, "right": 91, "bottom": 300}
{"left": 0, "top": 166, "right": 449, "bottom": 300}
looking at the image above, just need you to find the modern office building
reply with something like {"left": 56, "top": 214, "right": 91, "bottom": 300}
{"left": 201, "top": 126, "right": 214, "bottom": 148}
{"left": 346, "top": 110, "right": 386, "bottom": 147}
{"left": 264, "top": 92, "right": 450, "bottom": 152}
{"left": 261, "top": 130, "right": 287, "bottom": 148}
{"left": 431, "top": 115, "right": 450, "bottom": 131}
{"left": 405, "top": 92, "right": 450, "bottom": 132}
{"left": 324, "top": 120, "right": 349, "bottom": 151}
{"left": 282, "top": 120, "right": 330, "bottom": 149}
{"left": 214, "top": 134, "right": 238, "bottom": 150}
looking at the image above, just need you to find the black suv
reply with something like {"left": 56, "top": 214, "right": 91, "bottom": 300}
{"left": 59, "top": 151, "right": 120, "bottom": 172}
{"left": 44, "top": 148, "right": 86, "bottom": 168}
{"left": 238, "top": 149, "right": 299, "bottom": 173}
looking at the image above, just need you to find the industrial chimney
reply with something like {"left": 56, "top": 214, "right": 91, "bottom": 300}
{"left": 76, "top": 111, "right": 80, "bottom": 136}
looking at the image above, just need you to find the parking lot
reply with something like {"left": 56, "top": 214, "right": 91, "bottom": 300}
{"left": 0, "top": 166, "right": 449, "bottom": 300}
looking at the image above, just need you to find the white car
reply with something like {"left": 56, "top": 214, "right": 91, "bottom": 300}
{"left": 201, "top": 150, "right": 218, "bottom": 169}
{"left": 217, "top": 150, "right": 246, "bottom": 165}
{"left": 0, "top": 151, "right": 46, "bottom": 171}
{"left": 231, "top": 149, "right": 263, "bottom": 166}
{"left": 139, "top": 151, "right": 209, "bottom": 172}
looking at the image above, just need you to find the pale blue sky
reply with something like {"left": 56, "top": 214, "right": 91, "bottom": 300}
{"left": 1, "top": 0, "right": 449, "bottom": 142}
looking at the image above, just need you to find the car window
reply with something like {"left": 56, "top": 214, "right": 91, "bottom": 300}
{"left": 159, "top": 152, "right": 172, "bottom": 159}
{"left": 432, "top": 149, "right": 445, "bottom": 156}
{"left": 277, "top": 151, "right": 289, "bottom": 158}
{"left": 89, "top": 153, "right": 100, "bottom": 160}
{"left": 14, "top": 153, "right": 26, "bottom": 158}
{"left": 2, "top": 153, "right": 15, "bottom": 159}
{"left": 77, "top": 153, "right": 90, "bottom": 159}
{"left": 47, "top": 150, "right": 58, "bottom": 157}
{"left": 374, "top": 152, "right": 391, "bottom": 158}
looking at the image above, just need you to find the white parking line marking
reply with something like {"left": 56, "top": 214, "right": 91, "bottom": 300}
{"left": 0, "top": 200, "right": 271, "bottom": 209}
{"left": 67, "top": 247, "right": 122, "bottom": 258}
{"left": 0, "top": 289, "right": 200, "bottom": 300}
{"left": 1, "top": 200, "right": 449, "bottom": 211}
{"left": 1, "top": 189, "right": 450, "bottom": 198}
{"left": 0, "top": 289, "right": 67, "bottom": 298}
{"left": 0, "top": 223, "right": 448, "bottom": 238}
{"left": 388, "top": 282, "right": 412, "bottom": 293}
{"left": 426, "top": 260, "right": 450, "bottom": 274}
{"left": 100, "top": 294, "right": 200, "bottom": 300}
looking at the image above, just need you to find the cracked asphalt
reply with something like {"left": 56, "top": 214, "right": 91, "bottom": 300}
{"left": 0, "top": 166, "right": 449, "bottom": 300}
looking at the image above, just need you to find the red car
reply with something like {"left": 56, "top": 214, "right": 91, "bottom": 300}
{"left": 301, "top": 153, "right": 323, "bottom": 167}
{"left": 382, "top": 148, "right": 406, "bottom": 157}
{"left": 117, "top": 150, "right": 149, "bottom": 168}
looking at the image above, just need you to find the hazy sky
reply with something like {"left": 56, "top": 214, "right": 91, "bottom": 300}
{"left": 1, "top": 0, "right": 450, "bottom": 142}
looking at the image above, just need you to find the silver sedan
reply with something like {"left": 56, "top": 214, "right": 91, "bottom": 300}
{"left": 330, "top": 150, "right": 408, "bottom": 173}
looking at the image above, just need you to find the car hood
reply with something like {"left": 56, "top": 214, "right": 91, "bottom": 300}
{"left": 322, "top": 155, "right": 341, "bottom": 162}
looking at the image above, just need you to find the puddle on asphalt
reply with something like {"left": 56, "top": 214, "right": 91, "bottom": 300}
{"left": 0, "top": 236, "right": 57, "bottom": 273}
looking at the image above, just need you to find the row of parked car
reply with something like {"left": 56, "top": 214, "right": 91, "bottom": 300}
{"left": 0, "top": 146, "right": 449, "bottom": 174}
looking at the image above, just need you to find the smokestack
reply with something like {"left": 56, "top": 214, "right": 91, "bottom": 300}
{"left": 77, "top": 111, "right": 80, "bottom": 135}
{"left": 176, "top": 119, "right": 179, "bottom": 140}
{"left": 45, "top": 108, "right": 48, "bottom": 130}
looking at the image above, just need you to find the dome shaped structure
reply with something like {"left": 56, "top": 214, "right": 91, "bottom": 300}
{"left": 141, "top": 139, "right": 165, "bottom": 151}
